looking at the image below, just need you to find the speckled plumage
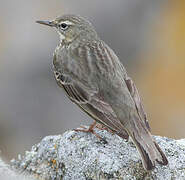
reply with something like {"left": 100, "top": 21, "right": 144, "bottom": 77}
{"left": 37, "top": 14, "right": 168, "bottom": 170}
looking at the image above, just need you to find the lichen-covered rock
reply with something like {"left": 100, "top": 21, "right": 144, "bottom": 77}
{"left": 0, "top": 157, "right": 35, "bottom": 180}
{"left": 11, "top": 127, "right": 185, "bottom": 180}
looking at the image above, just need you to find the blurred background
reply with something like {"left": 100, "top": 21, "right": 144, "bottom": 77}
{"left": 0, "top": 0, "right": 184, "bottom": 161}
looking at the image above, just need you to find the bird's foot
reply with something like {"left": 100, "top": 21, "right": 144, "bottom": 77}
{"left": 74, "top": 121, "right": 107, "bottom": 143}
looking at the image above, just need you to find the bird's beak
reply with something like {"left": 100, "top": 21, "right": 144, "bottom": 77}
{"left": 36, "top": 20, "right": 56, "bottom": 27}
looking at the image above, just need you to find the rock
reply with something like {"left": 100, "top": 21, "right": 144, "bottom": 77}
{"left": 11, "top": 127, "right": 185, "bottom": 180}
{"left": 0, "top": 157, "right": 35, "bottom": 180}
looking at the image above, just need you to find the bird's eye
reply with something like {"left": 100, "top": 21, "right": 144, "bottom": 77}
{"left": 59, "top": 23, "right": 68, "bottom": 30}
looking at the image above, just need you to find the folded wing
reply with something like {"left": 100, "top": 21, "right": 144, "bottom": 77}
{"left": 53, "top": 69, "right": 129, "bottom": 139}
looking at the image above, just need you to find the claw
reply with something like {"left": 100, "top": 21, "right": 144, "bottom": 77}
{"left": 74, "top": 121, "right": 107, "bottom": 143}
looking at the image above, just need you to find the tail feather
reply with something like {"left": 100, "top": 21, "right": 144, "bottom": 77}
{"left": 131, "top": 131, "right": 168, "bottom": 170}
{"left": 153, "top": 141, "right": 168, "bottom": 165}
{"left": 132, "top": 133, "right": 154, "bottom": 170}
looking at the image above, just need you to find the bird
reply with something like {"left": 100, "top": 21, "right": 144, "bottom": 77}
{"left": 36, "top": 14, "right": 168, "bottom": 170}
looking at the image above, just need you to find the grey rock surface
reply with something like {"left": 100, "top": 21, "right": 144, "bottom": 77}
{"left": 11, "top": 127, "right": 185, "bottom": 180}
{"left": 0, "top": 157, "right": 35, "bottom": 180}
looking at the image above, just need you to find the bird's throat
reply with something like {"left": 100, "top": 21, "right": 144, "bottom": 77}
{"left": 59, "top": 33, "right": 65, "bottom": 42}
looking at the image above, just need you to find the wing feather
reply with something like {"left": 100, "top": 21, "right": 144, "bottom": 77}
{"left": 54, "top": 70, "right": 89, "bottom": 104}
{"left": 102, "top": 42, "right": 151, "bottom": 131}
{"left": 124, "top": 75, "right": 151, "bottom": 131}
{"left": 53, "top": 68, "right": 129, "bottom": 139}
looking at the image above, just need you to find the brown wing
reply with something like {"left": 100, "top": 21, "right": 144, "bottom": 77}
{"left": 98, "top": 41, "right": 151, "bottom": 131}
{"left": 53, "top": 69, "right": 129, "bottom": 139}
{"left": 124, "top": 75, "right": 151, "bottom": 131}
{"left": 54, "top": 71, "right": 89, "bottom": 104}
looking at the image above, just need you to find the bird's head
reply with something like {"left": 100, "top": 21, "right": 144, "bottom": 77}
{"left": 36, "top": 14, "right": 98, "bottom": 44}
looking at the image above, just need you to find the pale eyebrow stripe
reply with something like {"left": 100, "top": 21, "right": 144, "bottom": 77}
{"left": 59, "top": 20, "right": 74, "bottom": 25}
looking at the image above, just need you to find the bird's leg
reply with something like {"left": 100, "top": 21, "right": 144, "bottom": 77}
{"left": 74, "top": 121, "right": 105, "bottom": 141}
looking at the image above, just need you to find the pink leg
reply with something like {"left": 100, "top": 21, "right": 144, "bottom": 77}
{"left": 74, "top": 121, "right": 104, "bottom": 140}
